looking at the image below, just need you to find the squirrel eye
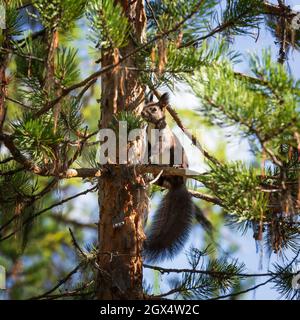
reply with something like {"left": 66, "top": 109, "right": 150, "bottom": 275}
{"left": 151, "top": 107, "right": 157, "bottom": 112}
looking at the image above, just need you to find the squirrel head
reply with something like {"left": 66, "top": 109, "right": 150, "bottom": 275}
{"left": 141, "top": 93, "right": 169, "bottom": 126}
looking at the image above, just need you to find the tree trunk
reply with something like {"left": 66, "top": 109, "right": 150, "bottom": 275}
{"left": 96, "top": 0, "right": 147, "bottom": 300}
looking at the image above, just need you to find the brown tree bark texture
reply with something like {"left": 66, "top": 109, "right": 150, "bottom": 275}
{"left": 96, "top": 0, "right": 148, "bottom": 299}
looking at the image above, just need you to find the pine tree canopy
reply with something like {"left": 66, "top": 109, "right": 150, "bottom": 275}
{"left": 0, "top": 0, "right": 300, "bottom": 301}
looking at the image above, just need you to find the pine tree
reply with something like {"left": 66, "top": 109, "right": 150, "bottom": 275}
{"left": 0, "top": 0, "right": 299, "bottom": 300}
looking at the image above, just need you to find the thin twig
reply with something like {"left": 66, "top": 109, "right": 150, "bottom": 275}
{"left": 0, "top": 178, "right": 58, "bottom": 234}
{"left": 52, "top": 215, "right": 97, "bottom": 230}
{"left": 188, "top": 190, "right": 223, "bottom": 206}
{"left": 0, "top": 156, "right": 14, "bottom": 164}
{"left": 5, "top": 96, "right": 33, "bottom": 110}
{"left": 36, "top": 289, "right": 94, "bottom": 300}
{"left": 145, "top": 0, "right": 161, "bottom": 32}
{"left": 29, "top": 263, "right": 84, "bottom": 300}
{"left": 69, "top": 228, "right": 87, "bottom": 258}
{"left": 144, "top": 264, "right": 273, "bottom": 278}
{"left": 33, "top": 0, "right": 206, "bottom": 117}
{"left": 0, "top": 47, "right": 44, "bottom": 62}
{"left": 0, "top": 185, "right": 98, "bottom": 242}
{"left": 76, "top": 78, "right": 97, "bottom": 103}
{"left": 211, "top": 249, "right": 300, "bottom": 300}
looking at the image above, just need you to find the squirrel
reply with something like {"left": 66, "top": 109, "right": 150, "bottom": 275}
{"left": 141, "top": 93, "right": 211, "bottom": 262}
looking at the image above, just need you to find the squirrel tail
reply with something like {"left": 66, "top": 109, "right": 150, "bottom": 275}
{"left": 144, "top": 178, "right": 194, "bottom": 262}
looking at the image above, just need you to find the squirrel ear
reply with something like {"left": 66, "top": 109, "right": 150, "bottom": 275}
{"left": 145, "top": 93, "right": 154, "bottom": 104}
{"left": 159, "top": 93, "right": 169, "bottom": 109}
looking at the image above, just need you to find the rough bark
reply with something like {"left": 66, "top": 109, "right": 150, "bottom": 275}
{"left": 96, "top": 0, "right": 148, "bottom": 299}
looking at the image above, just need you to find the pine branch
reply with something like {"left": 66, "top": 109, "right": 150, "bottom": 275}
{"left": 15, "top": 29, "right": 46, "bottom": 49}
{"left": 150, "top": 249, "right": 300, "bottom": 299}
{"left": 263, "top": 1, "right": 297, "bottom": 17}
{"left": 29, "top": 262, "right": 84, "bottom": 300}
{"left": 0, "top": 130, "right": 97, "bottom": 177}
{"left": 0, "top": 167, "right": 24, "bottom": 176}
{"left": 204, "top": 97, "right": 284, "bottom": 167}
{"left": 0, "top": 132, "right": 44, "bottom": 174}
{"left": 69, "top": 227, "right": 87, "bottom": 258}
{"left": 153, "top": 285, "right": 186, "bottom": 298}
{"left": 5, "top": 96, "right": 33, "bottom": 110}
{"left": 144, "top": 264, "right": 272, "bottom": 278}
{"left": 75, "top": 78, "right": 97, "bottom": 103}
{"left": 52, "top": 215, "right": 97, "bottom": 230}
{"left": 145, "top": 0, "right": 161, "bottom": 32}
{"left": 0, "top": 156, "right": 14, "bottom": 164}
{"left": 210, "top": 276, "right": 275, "bottom": 300}
{"left": 67, "top": 127, "right": 90, "bottom": 167}
{"left": 181, "top": 1, "right": 299, "bottom": 49}
{"left": 33, "top": 0, "right": 206, "bottom": 117}
{"left": 188, "top": 190, "right": 223, "bottom": 206}
{"left": 0, "top": 185, "right": 98, "bottom": 242}
{"left": 212, "top": 249, "right": 300, "bottom": 300}
{"left": 33, "top": 289, "right": 94, "bottom": 300}
{"left": 64, "top": 165, "right": 201, "bottom": 179}
{"left": 1, "top": 132, "right": 211, "bottom": 181}
{"left": 180, "top": 16, "right": 242, "bottom": 48}
{"left": 0, "top": 178, "right": 58, "bottom": 233}
{"left": 0, "top": 47, "right": 44, "bottom": 62}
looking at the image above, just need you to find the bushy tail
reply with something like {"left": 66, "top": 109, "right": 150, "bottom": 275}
{"left": 144, "top": 181, "right": 194, "bottom": 262}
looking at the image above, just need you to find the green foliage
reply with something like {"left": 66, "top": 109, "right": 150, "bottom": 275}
{"left": 222, "top": 0, "right": 264, "bottom": 36}
{"left": 199, "top": 161, "right": 268, "bottom": 222}
{"left": 189, "top": 51, "right": 300, "bottom": 155}
{"left": 168, "top": 248, "right": 246, "bottom": 299}
{"left": 14, "top": 38, "right": 46, "bottom": 83}
{"left": 249, "top": 49, "right": 300, "bottom": 95}
{"left": 147, "top": 0, "right": 216, "bottom": 38}
{"left": 168, "top": 39, "right": 233, "bottom": 70}
{"left": 17, "top": 77, "right": 49, "bottom": 110}
{"left": 86, "top": 0, "right": 131, "bottom": 49}
{"left": 0, "top": 167, "right": 38, "bottom": 249}
{"left": 271, "top": 261, "right": 300, "bottom": 300}
{"left": 60, "top": 97, "right": 84, "bottom": 135}
{"left": 33, "top": 0, "right": 87, "bottom": 29}
{"left": 0, "top": 1, "right": 23, "bottom": 44}
{"left": 55, "top": 47, "right": 80, "bottom": 87}
{"left": 0, "top": 168, "right": 36, "bottom": 202}
{"left": 11, "top": 114, "right": 63, "bottom": 163}
{"left": 0, "top": 213, "right": 79, "bottom": 299}
{"left": 0, "top": 170, "right": 35, "bottom": 216}
{"left": 147, "top": 0, "right": 264, "bottom": 46}
{"left": 148, "top": 39, "right": 235, "bottom": 85}
{"left": 110, "top": 111, "right": 145, "bottom": 133}
{"left": 1, "top": 0, "right": 300, "bottom": 301}
{"left": 79, "top": 147, "right": 98, "bottom": 169}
